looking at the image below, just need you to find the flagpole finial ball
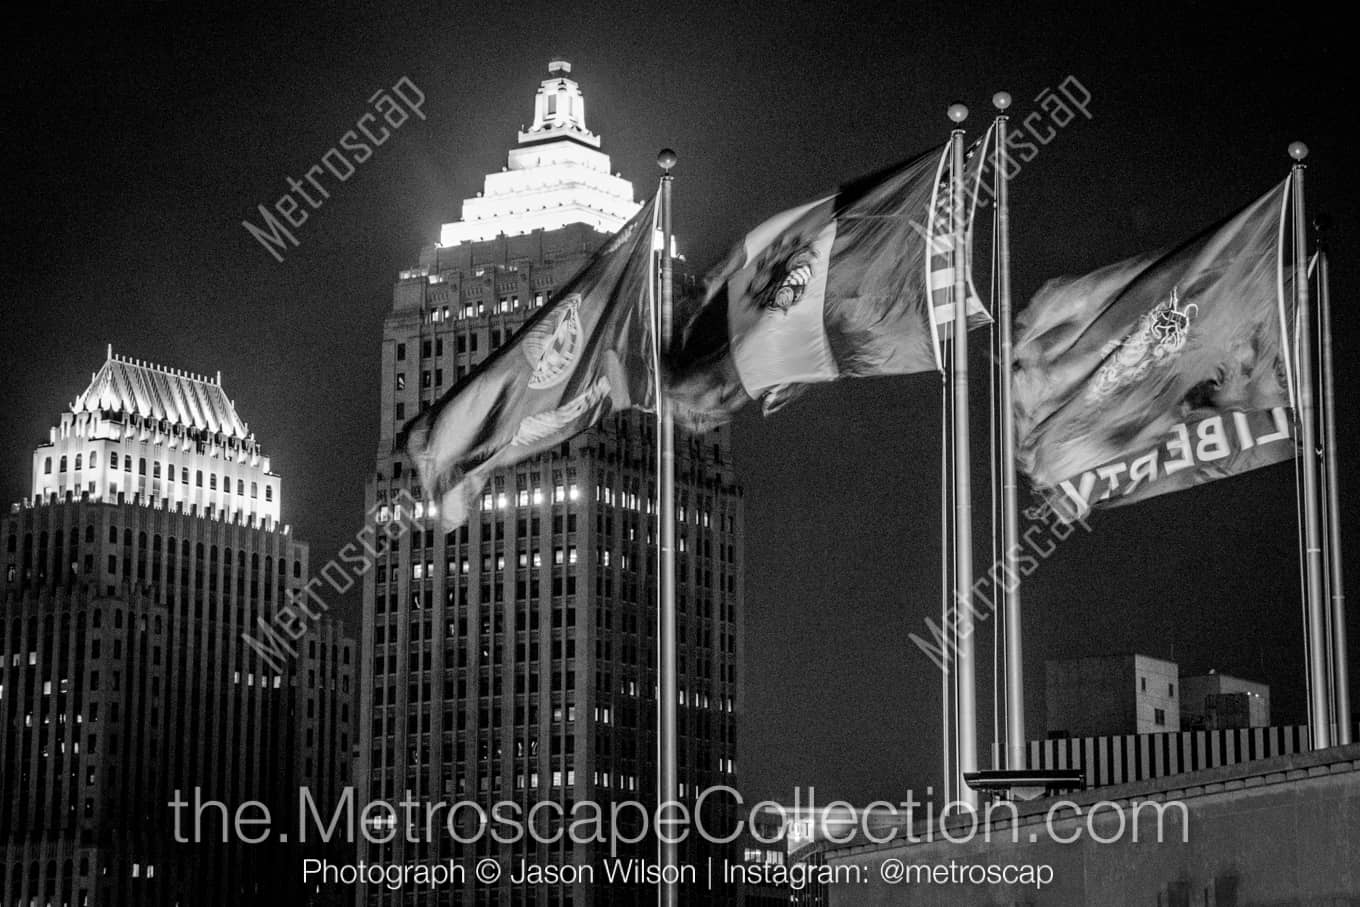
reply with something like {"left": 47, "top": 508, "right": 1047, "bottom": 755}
{"left": 947, "top": 103, "right": 969, "bottom": 123}
{"left": 1288, "top": 141, "right": 1309, "bottom": 161}
{"left": 992, "top": 92, "right": 1012, "bottom": 111}
{"left": 657, "top": 149, "right": 678, "bottom": 172}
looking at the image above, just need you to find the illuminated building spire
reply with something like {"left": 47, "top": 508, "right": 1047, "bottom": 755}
{"left": 519, "top": 58, "right": 598, "bottom": 148}
{"left": 439, "top": 60, "right": 639, "bottom": 246}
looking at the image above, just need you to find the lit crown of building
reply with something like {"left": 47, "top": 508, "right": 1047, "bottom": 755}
{"left": 74, "top": 347, "right": 249, "bottom": 439}
{"left": 31, "top": 346, "right": 280, "bottom": 523}
{"left": 438, "top": 59, "right": 640, "bottom": 246}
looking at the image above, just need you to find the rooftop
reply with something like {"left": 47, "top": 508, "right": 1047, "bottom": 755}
{"left": 72, "top": 347, "right": 250, "bottom": 440}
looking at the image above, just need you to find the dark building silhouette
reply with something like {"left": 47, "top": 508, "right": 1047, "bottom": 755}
{"left": 1, "top": 352, "right": 355, "bottom": 906}
{"left": 357, "top": 61, "right": 745, "bottom": 906}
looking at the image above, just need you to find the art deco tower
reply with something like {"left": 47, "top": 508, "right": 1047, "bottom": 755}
{"left": 358, "top": 61, "right": 745, "bottom": 907}
{"left": 1, "top": 351, "right": 355, "bottom": 906}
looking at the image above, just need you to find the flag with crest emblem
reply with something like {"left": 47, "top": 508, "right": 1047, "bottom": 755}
{"left": 668, "top": 144, "right": 990, "bottom": 426}
{"left": 402, "top": 196, "right": 658, "bottom": 529}
{"left": 1014, "top": 181, "right": 1296, "bottom": 521}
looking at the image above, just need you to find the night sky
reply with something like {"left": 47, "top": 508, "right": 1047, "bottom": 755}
{"left": 2, "top": 1, "right": 1354, "bottom": 805}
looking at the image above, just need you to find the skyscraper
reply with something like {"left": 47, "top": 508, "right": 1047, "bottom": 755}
{"left": 1, "top": 351, "right": 355, "bottom": 906}
{"left": 358, "top": 60, "right": 745, "bottom": 906}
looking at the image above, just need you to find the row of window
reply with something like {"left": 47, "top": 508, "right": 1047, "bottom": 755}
{"left": 41, "top": 453, "right": 273, "bottom": 501}
{"left": 408, "top": 292, "right": 550, "bottom": 329}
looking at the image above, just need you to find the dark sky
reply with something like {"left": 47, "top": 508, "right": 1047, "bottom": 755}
{"left": 2, "top": 1, "right": 1354, "bottom": 805}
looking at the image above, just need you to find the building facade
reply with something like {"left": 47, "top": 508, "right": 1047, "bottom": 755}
{"left": 1045, "top": 653, "right": 1180, "bottom": 738}
{"left": 1180, "top": 670, "right": 1271, "bottom": 729}
{"left": 357, "top": 61, "right": 745, "bottom": 906}
{"left": 1, "top": 352, "right": 355, "bottom": 906}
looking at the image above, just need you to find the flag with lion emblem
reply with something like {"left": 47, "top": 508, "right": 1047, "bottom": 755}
{"left": 1013, "top": 180, "right": 1296, "bottom": 521}
{"left": 402, "top": 196, "right": 658, "bottom": 529}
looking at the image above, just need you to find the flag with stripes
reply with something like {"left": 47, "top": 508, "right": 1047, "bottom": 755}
{"left": 926, "top": 133, "right": 992, "bottom": 368}
{"left": 667, "top": 144, "right": 991, "bottom": 426}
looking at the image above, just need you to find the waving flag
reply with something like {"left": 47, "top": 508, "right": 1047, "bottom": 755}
{"left": 926, "top": 131, "right": 992, "bottom": 367}
{"left": 1013, "top": 181, "right": 1295, "bottom": 521}
{"left": 668, "top": 144, "right": 990, "bottom": 426}
{"left": 402, "top": 196, "right": 658, "bottom": 528}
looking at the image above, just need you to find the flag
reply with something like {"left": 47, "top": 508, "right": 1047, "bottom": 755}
{"left": 667, "top": 144, "right": 990, "bottom": 426}
{"left": 926, "top": 131, "right": 993, "bottom": 367}
{"left": 402, "top": 196, "right": 658, "bottom": 528}
{"left": 1013, "top": 180, "right": 1295, "bottom": 521}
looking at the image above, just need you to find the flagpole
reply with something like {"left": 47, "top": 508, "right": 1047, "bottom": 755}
{"left": 1316, "top": 232, "right": 1351, "bottom": 744}
{"left": 655, "top": 148, "right": 680, "bottom": 907}
{"left": 1289, "top": 142, "right": 1332, "bottom": 750}
{"left": 948, "top": 104, "right": 979, "bottom": 807}
{"left": 992, "top": 92, "right": 1026, "bottom": 770}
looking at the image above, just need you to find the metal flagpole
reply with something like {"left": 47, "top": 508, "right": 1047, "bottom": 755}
{"left": 992, "top": 92, "right": 1026, "bottom": 770}
{"left": 948, "top": 104, "right": 979, "bottom": 807}
{"left": 1317, "top": 238, "right": 1352, "bottom": 744}
{"left": 655, "top": 148, "right": 680, "bottom": 906}
{"left": 1289, "top": 142, "right": 1332, "bottom": 750}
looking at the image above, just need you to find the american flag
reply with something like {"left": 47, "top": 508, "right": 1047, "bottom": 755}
{"left": 925, "top": 130, "right": 993, "bottom": 369}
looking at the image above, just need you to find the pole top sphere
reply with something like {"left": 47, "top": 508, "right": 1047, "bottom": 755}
{"left": 992, "top": 91, "right": 1012, "bottom": 111}
{"left": 657, "top": 148, "right": 678, "bottom": 172}
{"left": 1288, "top": 141, "right": 1309, "bottom": 161}
{"left": 947, "top": 103, "right": 969, "bottom": 123}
